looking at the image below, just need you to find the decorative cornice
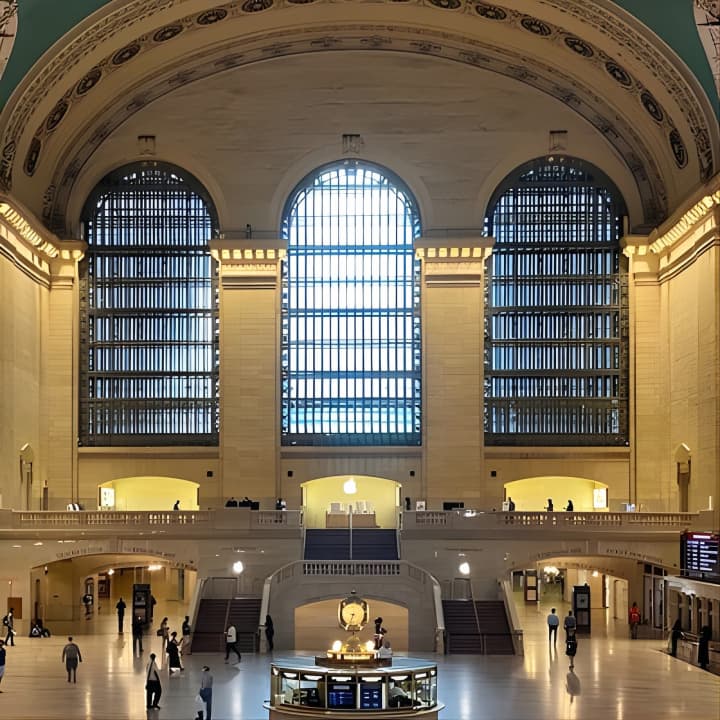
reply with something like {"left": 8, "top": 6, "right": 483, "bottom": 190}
{"left": 6, "top": 0, "right": 702, "bottom": 230}
{"left": 648, "top": 189, "right": 720, "bottom": 254}
{"left": 210, "top": 238, "right": 285, "bottom": 289}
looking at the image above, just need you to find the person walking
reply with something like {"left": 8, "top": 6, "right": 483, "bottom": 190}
{"left": 629, "top": 601, "right": 641, "bottom": 639}
{"left": 159, "top": 617, "right": 169, "bottom": 657}
{"left": 62, "top": 636, "right": 82, "bottom": 683}
{"left": 670, "top": 618, "right": 682, "bottom": 657}
{"left": 196, "top": 665, "right": 213, "bottom": 720}
{"left": 145, "top": 653, "right": 162, "bottom": 709}
{"left": 563, "top": 610, "right": 576, "bottom": 640}
{"left": 0, "top": 639, "right": 6, "bottom": 691}
{"left": 224, "top": 623, "right": 241, "bottom": 663}
{"left": 547, "top": 607, "right": 559, "bottom": 645}
{"left": 173, "top": 500, "right": 180, "bottom": 511}
{"left": 132, "top": 615, "right": 144, "bottom": 655}
{"left": 265, "top": 615, "right": 274, "bottom": 652}
{"left": 166, "top": 631, "right": 183, "bottom": 673}
{"left": 3, "top": 608, "right": 15, "bottom": 646}
{"left": 116, "top": 597, "right": 127, "bottom": 634}
{"left": 181, "top": 615, "right": 192, "bottom": 656}
{"left": 565, "top": 629, "right": 578, "bottom": 669}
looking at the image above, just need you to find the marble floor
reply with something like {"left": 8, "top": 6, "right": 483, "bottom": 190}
{"left": 0, "top": 595, "right": 716, "bottom": 720}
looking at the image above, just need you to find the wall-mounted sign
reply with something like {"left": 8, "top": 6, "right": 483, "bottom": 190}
{"left": 681, "top": 532, "right": 720, "bottom": 583}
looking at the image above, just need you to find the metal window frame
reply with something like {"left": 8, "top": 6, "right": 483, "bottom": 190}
{"left": 484, "top": 157, "right": 629, "bottom": 446}
{"left": 78, "top": 162, "right": 220, "bottom": 446}
{"left": 281, "top": 161, "right": 422, "bottom": 447}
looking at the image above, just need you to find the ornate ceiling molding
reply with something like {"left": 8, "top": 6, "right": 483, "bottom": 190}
{"left": 0, "top": 0, "right": 715, "bottom": 232}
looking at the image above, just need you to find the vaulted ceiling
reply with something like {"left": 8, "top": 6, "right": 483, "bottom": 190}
{"left": 1, "top": 0, "right": 718, "bottom": 236}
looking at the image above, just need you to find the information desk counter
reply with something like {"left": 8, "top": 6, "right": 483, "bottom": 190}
{"left": 265, "top": 657, "right": 442, "bottom": 719}
{"left": 326, "top": 512, "right": 377, "bottom": 528}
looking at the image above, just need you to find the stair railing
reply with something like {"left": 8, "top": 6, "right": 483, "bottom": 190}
{"left": 468, "top": 579, "right": 484, "bottom": 654}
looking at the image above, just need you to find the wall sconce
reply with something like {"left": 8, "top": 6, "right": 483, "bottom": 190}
{"left": 232, "top": 560, "right": 244, "bottom": 575}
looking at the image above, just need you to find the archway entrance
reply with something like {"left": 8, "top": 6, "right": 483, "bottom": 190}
{"left": 301, "top": 475, "right": 400, "bottom": 529}
{"left": 98, "top": 476, "right": 199, "bottom": 511}
{"left": 295, "top": 597, "right": 408, "bottom": 651}
{"left": 30, "top": 553, "right": 195, "bottom": 632}
{"left": 503, "top": 476, "right": 609, "bottom": 512}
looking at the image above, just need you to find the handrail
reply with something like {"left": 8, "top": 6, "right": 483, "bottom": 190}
{"left": 468, "top": 580, "right": 482, "bottom": 648}
{"left": 404, "top": 510, "right": 699, "bottom": 531}
{"left": 499, "top": 578, "right": 524, "bottom": 656}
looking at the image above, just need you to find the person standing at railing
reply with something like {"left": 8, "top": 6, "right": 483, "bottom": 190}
{"left": 265, "top": 615, "right": 274, "bottom": 652}
{"left": 698, "top": 625, "right": 711, "bottom": 670}
{"left": 565, "top": 500, "right": 574, "bottom": 512}
{"left": 546, "top": 499, "right": 554, "bottom": 512}
{"left": 507, "top": 497, "right": 516, "bottom": 511}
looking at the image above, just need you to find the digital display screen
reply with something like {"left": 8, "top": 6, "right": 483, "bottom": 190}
{"left": 360, "top": 683, "right": 382, "bottom": 709}
{"left": 681, "top": 532, "right": 720, "bottom": 582}
{"left": 328, "top": 683, "right": 355, "bottom": 709}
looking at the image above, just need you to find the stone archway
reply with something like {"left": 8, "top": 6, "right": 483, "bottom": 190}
{"left": 301, "top": 475, "right": 400, "bottom": 529}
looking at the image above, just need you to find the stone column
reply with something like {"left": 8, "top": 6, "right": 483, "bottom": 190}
{"left": 416, "top": 238, "right": 493, "bottom": 508}
{"left": 45, "top": 242, "right": 85, "bottom": 507}
{"left": 211, "top": 240, "right": 285, "bottom": 502}
{"left": 623, "top": 238, "right": 665, "bottom": 510}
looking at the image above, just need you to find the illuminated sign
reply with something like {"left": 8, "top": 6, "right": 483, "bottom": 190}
{"left": 680, "top": 532, "right": 720, "bottom": 583}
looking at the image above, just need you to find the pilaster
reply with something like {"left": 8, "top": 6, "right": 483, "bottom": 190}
{"left": 415, "top": 237, "right": 493, "bottom": 507}
{"left": 210, "top": 239, "right": 286, "bottom": 500}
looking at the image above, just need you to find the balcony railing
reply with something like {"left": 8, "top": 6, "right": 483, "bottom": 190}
{"left": 0, "top": 508, "right": 303, "bottom": 531}
{"left": 403, "top": 510, "right": 700, "bottom": 532}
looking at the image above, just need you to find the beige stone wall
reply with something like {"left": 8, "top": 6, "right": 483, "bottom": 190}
{"left": 664, "top": 247, "right": 720, "bottom": 515}
{"left": 0, "top": 251, "right": 45, "bottom": 510}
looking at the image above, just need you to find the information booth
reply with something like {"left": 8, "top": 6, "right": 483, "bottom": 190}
{"left": 266, "top": 658, "right": 441, "bottom": 719}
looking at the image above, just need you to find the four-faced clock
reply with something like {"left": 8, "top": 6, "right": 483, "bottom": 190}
{"left": 338, "top": 592, "right": 368, "bottom": 633}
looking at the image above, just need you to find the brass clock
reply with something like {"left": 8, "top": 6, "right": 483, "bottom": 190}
{"left": 338, "top": 591, "right": 368, "bottom": 632}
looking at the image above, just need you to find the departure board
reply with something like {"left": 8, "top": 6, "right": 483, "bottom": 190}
{"left": 680, "top": 532, "right": 720, "bottom": 582}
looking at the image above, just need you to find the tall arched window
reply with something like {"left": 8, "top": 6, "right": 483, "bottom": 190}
{"left": 281, "top": 161, "right": 422, "bottom": 446}
{"left": 484, "top": 157, "right": 628, "bottom": 446}
{"left": 79, "top": 162, "right": 219, "bottom": 446}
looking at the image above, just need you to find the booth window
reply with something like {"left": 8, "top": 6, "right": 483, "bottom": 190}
{"left": 484, "top": 157, "right": 629, "bottom": 446}
{"left": 78, "top": 162, "right": 219, "bottom": 446}
{"left": 281, "top": 161, "right": 422, "bottom": 446}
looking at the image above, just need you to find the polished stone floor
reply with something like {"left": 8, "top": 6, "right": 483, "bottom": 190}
{"left": 0, "top": 594, "right": 716, "bottom": 720}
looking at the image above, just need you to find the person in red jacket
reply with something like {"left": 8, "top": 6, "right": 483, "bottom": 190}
{"left": 629, "top": 602, "right": 641, "bottom": 639}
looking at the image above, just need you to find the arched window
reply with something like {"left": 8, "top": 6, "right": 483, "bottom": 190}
{"left": 484, "top": 157, "right": 628, "bottom": 446}
{"left": 281, "top": 161, "right": 422, "bottom": 446}
{"left": 79, "top": 162, "right": 219, "bottom": 446}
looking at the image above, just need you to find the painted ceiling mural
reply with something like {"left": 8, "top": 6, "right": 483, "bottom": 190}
{"left": 0, "top": 0, "right": 717, "bottom": 234}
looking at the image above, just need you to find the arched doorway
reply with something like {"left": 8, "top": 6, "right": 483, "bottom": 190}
{"left": 30, "top": 553, "right": 196, "bottom": 630}
{"left": 295, "top": 597, "right": 408, "bottom": 651}
{"left": 99, "top": 476, "right": 199, "bottom": 511}
{"left": 503, "top": 476, "right": 608, "bottom": 512}
{"left": 301, "top": 475, "right": 400, "bottom": 529}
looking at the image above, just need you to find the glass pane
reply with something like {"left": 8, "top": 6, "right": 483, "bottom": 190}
{"left": 281, "top": 163, "right": 421, "bottom": 446}
{"left": 484, "top": 159, "right": 628, "bottom": 446}
{"left": 79, "top": 164, "right": 219, "bottom": 446}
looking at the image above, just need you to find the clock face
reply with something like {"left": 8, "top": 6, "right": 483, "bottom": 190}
{"left": 338, "top": 596, "right": 368, "bottom": 631}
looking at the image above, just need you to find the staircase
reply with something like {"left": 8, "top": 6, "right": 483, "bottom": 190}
{"left": 304, "top": 529, "right": 398, "bottom": 560}
{"left": 228, "top": 597, "right": 262, "bottom": 653}
{"left": 443, "top": 600, "right": 515, "bottom": 655}
{"left": 190, "top": 597, "right": 261, "bottom": 653}
{"left": 190, "top": 599, "right": 227, "bottom": 653}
